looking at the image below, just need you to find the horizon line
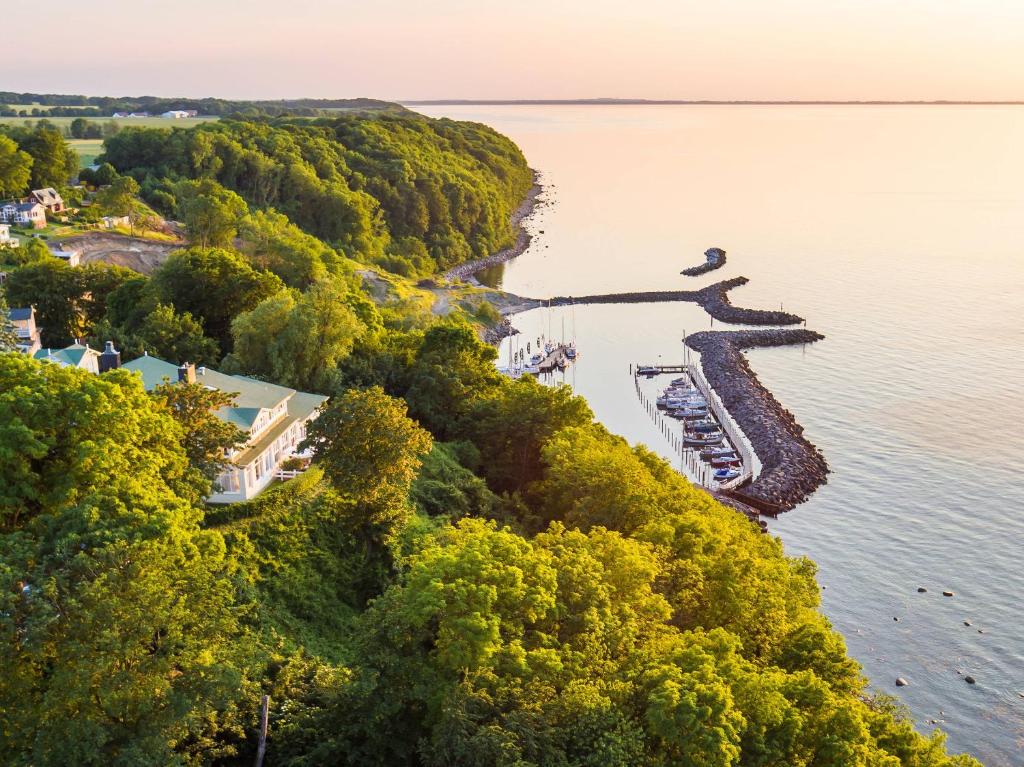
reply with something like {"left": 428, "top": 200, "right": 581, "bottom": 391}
{"left": 400, "top": 98, "right": 1024, "bottom": 106}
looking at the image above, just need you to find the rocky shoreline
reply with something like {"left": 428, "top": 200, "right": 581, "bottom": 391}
{"left": 681, "top": 246, "right": 727, "bottom": 276}
{"left": 684, "top": 329, "right": 830, "bottom": 512}
{"left": 442, "top": 173, "right": 544, "bottom": 283}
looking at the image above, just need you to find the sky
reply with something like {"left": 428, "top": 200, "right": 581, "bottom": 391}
{"left": 11, "top": 0, "right": 1024, "bottom": 101}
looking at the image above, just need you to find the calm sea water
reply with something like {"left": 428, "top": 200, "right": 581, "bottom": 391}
{"left": 416, "top": 105, "right": 1024, "bottom": 764}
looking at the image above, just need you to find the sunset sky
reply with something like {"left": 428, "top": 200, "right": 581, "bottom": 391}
{"left": 13, "top": 0, "right": 1024, "bottom": 100}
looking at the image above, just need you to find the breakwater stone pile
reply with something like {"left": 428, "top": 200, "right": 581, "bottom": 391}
{"left": 536, "top": 277, "right": 803, "bottom": 326}
{"left": 686, "top": 329, "right": 830, "bottom": 511}
{"left": 681, "top": 246, "right": 727, "bottom": 276}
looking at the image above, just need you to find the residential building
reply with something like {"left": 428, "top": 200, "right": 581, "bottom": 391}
{"left": 121, "top": 355, "right": 328, "bottom": 503}
{"left": 0, "top": 201, "right": 46, "bottom": 229}
{"left": 6, "top": 306, "right": 41, "bottom": 354}
{"left": 0, "top": 223, "right": 18, "bottom": 248}
{"left": 161, "top": 110, "right": 191, "bottom": 119}
{"left": 28, "top": 188, "right": 65, "bottom": 213}
{"left": 100, "top": 214, "right": 130, "bottom": 229}
{"left": 34, "top": 342, "right": 101, "bottom": 373}
{"left": 48, "top": 242, "right": 81, "bottom": 266}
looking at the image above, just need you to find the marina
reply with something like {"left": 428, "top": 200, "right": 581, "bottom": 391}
{"left": 633, "top": 363, "right": 759, "bottom": 499}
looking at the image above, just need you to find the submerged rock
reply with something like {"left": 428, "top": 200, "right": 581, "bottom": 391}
{"left": 896, "top": 677, "right": 909, "bottom": 687}
{"left": 965, "top": 676, "right": 976, "bottom": 685}
{"left": 943, "top": 590, "right": 955, "bottom": 597}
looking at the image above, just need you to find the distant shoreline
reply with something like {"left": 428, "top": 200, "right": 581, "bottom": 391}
{"left": 405, "top": 99, "right": 1024, "bottom": 106}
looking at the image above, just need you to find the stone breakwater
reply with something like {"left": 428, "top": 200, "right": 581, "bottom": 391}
{"left": 442, "top": 174, "right": 544, "bottom": 283}
{"left": 681, "top": 246, "right": 727, "bottom": 276}
{"left": 685, "top": 329, "right": 829, "bottom": 512}
{"left": 526, "top": 277, "right": 804, "bottom": 326}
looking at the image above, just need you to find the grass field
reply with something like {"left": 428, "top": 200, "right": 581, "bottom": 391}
{"left": 3, "top": 103, "right": 91, "bottom": 113}
{"left": 69, "top": 139, "right": 105, "bottom": 168}
{"left": 0, "top": 115, "right": 218, "bottom": 130}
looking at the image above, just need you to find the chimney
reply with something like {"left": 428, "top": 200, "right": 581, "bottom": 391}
{"left": 98, "top": 340, "right": 121, "bottom": 373}
{"left": 178, "top": 362, "right": 196, "bottom": 384}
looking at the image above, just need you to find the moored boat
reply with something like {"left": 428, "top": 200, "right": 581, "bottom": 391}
{"left": 711, "top": 455, "right": 741, "bottom": 467}
{"left": 684, "top": 434, "right": 723, "bottom": 447}
{"left": 714, "top": 467, "right": 742, "bottom": 482}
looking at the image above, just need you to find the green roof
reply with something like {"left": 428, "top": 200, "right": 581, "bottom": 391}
{"left": 120, "top": 355, "right": 326, "bottom": 439}
{"left": 34, "top": 343, "right": 99, "bottom": 368}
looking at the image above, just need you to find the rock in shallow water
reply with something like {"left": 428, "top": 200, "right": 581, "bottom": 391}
{"left": 896, "top": 677, "right": 909, "bottom": 687}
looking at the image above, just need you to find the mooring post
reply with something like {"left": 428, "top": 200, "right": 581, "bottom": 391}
{"left": 254, "top": 695, "right": 270, "bottom": 767}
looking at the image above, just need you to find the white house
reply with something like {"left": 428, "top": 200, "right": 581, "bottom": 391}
{"left": 0, "top": 201, "right": 46, "bottom": 229}
{"left": 0, "top": 223, "right": 19, "bottom": 248}
{"left": 48, "top": 242, "right": 81, "bottom": 267}
{"left": 121, "top": 355, "right": 328, "bottom": 503}
{"left": 161, "top": 110, "right": 191, "bottom": 119}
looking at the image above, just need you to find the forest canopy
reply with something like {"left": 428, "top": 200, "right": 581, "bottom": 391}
{"left": 0, "top": 106, "right": 982, "bottom": 767}
{"left": 100, "top": 115, "right": 534, "bottom": 275}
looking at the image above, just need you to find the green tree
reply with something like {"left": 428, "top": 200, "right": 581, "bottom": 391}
{"left": 404, "top": 322, "right": 504, "bottom": 439}
{"left": 238, "top": 209, "right": 335, "bottom": 288}
{"left": 95, "top": 174, "right": 139, "bottom": 216}
{"left": 19, "top": 123, "right": 78, "bottom": 189}
{"left": 302, "top": 386, "right": 431, "bottom": 507}
{"left": 0, "top": 291, "right": 19, "bottom": 351}
{"left": 0, "top": 134, "right": 32, "bottom": 197}
{"left": 69, "top": 116, "right": 88, "bottom": 139}
{"left": 0, "top": 355, "right": 244, "bottom": 765}
{"left": 176, "top": 179, "right": 249, "bottom": 248}
{"left": 136, "top": 302, "right": 220, "bottom": 365}
{"left": 225, "top": 278, "right": 364, "bottom": 392}
{"left": 4, "top": 261, "right": 135, "bottom": 346}
{"left": 152, "top": 380, "right": 247, "bottom": 489}
{"left": 150, "top": 247, "right": 283, "bottom": 353}
{"left": 3, "top": 258, "right": 82, "bottom": 345}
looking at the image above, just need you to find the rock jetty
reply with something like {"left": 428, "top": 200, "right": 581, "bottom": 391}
{"left": 534, "top": 277, "right": 804, "bottom": 326}
{"left": 681, "top": 247, "right": 727, "bottom": 276}
{"left": 685, "top": 329, "right": 830, "bottom": 512}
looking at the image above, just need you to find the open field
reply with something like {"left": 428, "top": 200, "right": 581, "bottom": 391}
{"left": 2, "top": 103, "right": 91, "bottom": 112}
{"left": 0, "top": 115, "right": 218, "bottom": 129}
{"left": 69, "top": 138, "right": 105, "bottom": 167}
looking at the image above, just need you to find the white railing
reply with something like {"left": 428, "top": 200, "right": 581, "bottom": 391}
{"left": 684, "top": 363, "right": 759, "bottom": 490}
{"left": 274, "top": 469, "right": 304, "bottom": 481}
{"left": 633, "top": 363, "right": 759, "bottom": 492}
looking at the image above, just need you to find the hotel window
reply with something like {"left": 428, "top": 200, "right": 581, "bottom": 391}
{"left": 254, "top": 460, "right": 263, "bottom": 481}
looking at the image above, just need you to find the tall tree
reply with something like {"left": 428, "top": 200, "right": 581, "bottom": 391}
{"left": 0, "top": 134, "right": 32, "bottom": 197}
{"left": 301, "top": 385, "right": 431, "bottom": 506}
{"left": 225, "top": 278, "right": 363, "bottom": 392}
{"left": 151, "top": 380, "right": 247, "bottom": 489}
{"left": 19, "top": 123, "right": 77, "bottom": 189}
{"left": 150, "top": 247, "right": 283, "bottom": 353}
{"left": 175, "top": 179, "right": 249, "bottom": 248}
{"left": 0, "top": 355, "right": 244, "bottom": 765}
{"left": 0, "top": 291, "right": 20, "bottom": 351}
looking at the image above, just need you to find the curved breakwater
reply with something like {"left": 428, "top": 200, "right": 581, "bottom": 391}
{"left": 509, "top": 277, "right": 805, "bottom": 325}
{"left": 685, "top": 329, "right": 829, "bottom": 512}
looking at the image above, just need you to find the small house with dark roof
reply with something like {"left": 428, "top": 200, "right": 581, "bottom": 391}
{"left": 121, "top": 355, "right": 328, "bottom": 503}
{"left": 28, "top": 188, "right": 65, "bottom": 213}
{"left": 6, "top": 306, "right": 41, "bottom": 354}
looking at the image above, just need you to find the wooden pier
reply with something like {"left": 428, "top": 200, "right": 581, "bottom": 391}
{"left": 535, "top": 344, "right": 574, "bottom": 373}
{"left": 632, "top": 363, "right": 759, "bottom": 494}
